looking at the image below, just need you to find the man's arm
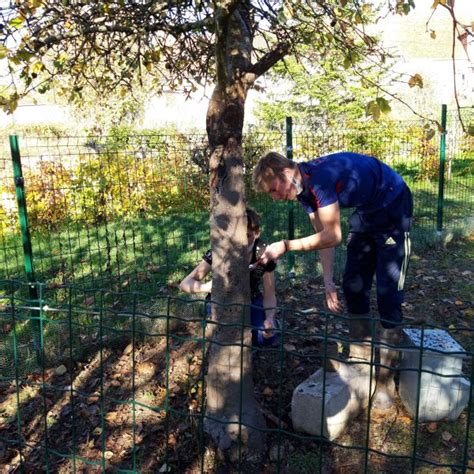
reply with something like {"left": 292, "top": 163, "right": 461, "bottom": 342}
{"left": 258, "top": 202, "right": 342, "bottom": 263}
{"left": 309, "top": 211, "right": 343, "bottom": 314}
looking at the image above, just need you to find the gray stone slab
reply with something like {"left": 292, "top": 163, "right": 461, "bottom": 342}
{"left": 291, "top": 362, "right": 375, "bottom": 440}
{"left": 399, "top": 328, "right": 471, "bottom": 421}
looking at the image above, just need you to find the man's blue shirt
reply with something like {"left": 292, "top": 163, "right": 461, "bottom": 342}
{"left": 297, "top": 152, "right": 406, "bottom": 214}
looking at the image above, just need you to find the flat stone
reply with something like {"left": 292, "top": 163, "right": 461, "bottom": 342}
{"left": 291, "top": 361, "right": 375, "bottom": 440}
{"left": 399, "top": 328, "right": 471, "bottom": 422}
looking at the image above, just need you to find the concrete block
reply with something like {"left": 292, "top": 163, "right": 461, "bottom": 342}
{"left": 399, "top": 328, "right": 471, "bottom": 422}
{"left": 291, "top": 362, "right": 375, "bottom": 440}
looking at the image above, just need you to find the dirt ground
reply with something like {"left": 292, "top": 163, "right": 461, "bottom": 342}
{"left": 0, "top": 236, "right": 472, "bottom": 473}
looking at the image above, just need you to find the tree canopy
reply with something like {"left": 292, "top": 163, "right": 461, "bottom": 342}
{"left": 1, "top": 1, "right": 471, "bottom": 129}
{"left": 253, "top": 48, "right": 389, "bottom": 128}
{"left": 0, "top": 0, "right": 408, "bottom": 118}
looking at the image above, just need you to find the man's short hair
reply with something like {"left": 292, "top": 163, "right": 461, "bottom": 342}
{"left": 252, "top": 151, "right": 296, "bottom": 192}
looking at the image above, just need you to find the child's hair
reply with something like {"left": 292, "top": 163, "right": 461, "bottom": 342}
{"left": 252, "top": 151, "right": 296, "bottom": 191}
{"left": 246, "top": 207, "right": 261, "bottom": 231}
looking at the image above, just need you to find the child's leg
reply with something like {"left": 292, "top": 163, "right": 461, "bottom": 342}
{"left": 250, "top": 295, "right": 265, "bottom": 346}
{"left": 250, "top": 295, "right": 278, "bottom": 346}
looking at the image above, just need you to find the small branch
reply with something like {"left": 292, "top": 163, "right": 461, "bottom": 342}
{"left": 352, "top": 66, "right": 440, "bottom": 127}
{"left": 434, "top": 1, "right": 469, "bottom": 132}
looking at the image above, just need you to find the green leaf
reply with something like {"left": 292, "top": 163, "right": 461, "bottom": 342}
{"left": 0, "top": 45, "right": 8, "bottom": 59}
{"left": 366, "top": 100, "right": 381, "bottom": 120}
{"left": 376, "top": 97, "right": 391, "bottom": 114}
{"left": 16, "top": 49, "right": 35, "bottom": 61}
{"left": 467, "top": 125, "right": 474, "bottom": 136}
{"left": 9, "top": 17, "right": 24, "bottom": 29}
{"left": 31, "top": 61, "right": 43, "bottom": 74}
{"left": 343, "top": 55, "right": 352, "bottom": 69}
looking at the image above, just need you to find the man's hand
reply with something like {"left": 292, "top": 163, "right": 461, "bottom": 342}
{"left": 258, "top": 240, "right": 286, "bottom": 265}
{"left": 324, "top": 281, "right": 343, "bottom": 314}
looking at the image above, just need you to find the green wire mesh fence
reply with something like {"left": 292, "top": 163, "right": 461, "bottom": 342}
{"left": 0, "top": 112, "right": 472, "bottom": 471}
{"left": 0, "top": 113, "right": 473, "bottom": 292}
{"left": 0, "top": 281, "right": 472, "bottom": 472}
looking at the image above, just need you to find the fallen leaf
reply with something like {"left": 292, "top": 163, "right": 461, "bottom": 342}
{"left": 284, "top": 344, "right": 296, "bottom": 352}
{"left": 105, "top": 411, "right": 118, "bottom": 423}
{"left": 188, "top": 399, "right": 198, "bottom": 412}
{"left": 137, "top": 361, "right": 156, "bottom": 376}
{"left": 464, "top": 308, "right": 474, "bottom": 317}
{"left": 441, "top": 431, "right": 452, "bottom": 442}
{"left": 168, "top": 434, "right": 177, "bottom": 447}
{"left": 398, "top": 415, "right": 412, "bottom": 425}
{"left": 55, "top": 365, "right": 67, "bottom": 376}
{"left": 262, "top": 410, "right": 288, "bottom": 429}
{"left": 427, "top": 422, "right": 438, "bottom": 433}
{"left": 454, "top": 299, "right": 463, "bottom": 306}
{"left": 93, "top": 427, "right": 102, "bottom": 436}
{"left": 104, "top": 451, "right": 114, "bottom": 460}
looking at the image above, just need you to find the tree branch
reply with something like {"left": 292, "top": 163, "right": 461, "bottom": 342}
{"left": 248, "top": 42, "right": 290, "bottom": 79}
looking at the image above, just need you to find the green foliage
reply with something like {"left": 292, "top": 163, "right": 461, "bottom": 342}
{"left": 1, "top": 130, "right": 210, "bottom": 233}
{"left": 0, "top": 182, "right": 17, "bottom": 235}
{"left": 25, "top": 161, "right": 73, "bottom": 229}
{"left": 254, "top": 51, "right": 385, "bottom": 129}
{"left": 0, "top": 0, "right": 404, "bottom": 118}
{"left": 409, "top": 125, "right": 440, "bottom": 180}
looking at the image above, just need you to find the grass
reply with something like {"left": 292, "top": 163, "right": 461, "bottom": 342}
{"left": 0, "top": 173, "right": 472, "bottom": 296}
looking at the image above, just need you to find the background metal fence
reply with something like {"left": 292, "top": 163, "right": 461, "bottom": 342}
{"left": 0, "top": 110, "right": 472, "bottom": 472}
{"left": 0, "top": 111, "right": 472, "bottom": 292}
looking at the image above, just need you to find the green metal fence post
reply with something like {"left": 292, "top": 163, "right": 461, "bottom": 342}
{"left": 286, "top": 117, "right": 295, "bottom": 278}
{"left": 9, "top": 134, "right": 42, "bottom": 359}
{"left": 436, "top": 104, "right": 447, "bottom": 235}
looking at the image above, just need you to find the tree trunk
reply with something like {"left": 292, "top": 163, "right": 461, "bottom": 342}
{"left": 203, "top": 4, "right": 266, "bottom": 457}
{"left": 204, "top": 84, "right": 266, "bottom": 459}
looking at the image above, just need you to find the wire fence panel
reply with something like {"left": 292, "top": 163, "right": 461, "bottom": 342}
{"left": 0, "top": 282, "right": 472, "bottom": 472}
{"left": 0, "top": 113, "right": 472, "bottom": 291}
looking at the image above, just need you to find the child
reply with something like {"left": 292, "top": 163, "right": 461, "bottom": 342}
{"left": 179, "top": 207, "right": 278, "bottom": 346}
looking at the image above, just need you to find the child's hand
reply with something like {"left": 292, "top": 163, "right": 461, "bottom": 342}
{"left": 263, "top": 318, "right": 277, "bottom": 339}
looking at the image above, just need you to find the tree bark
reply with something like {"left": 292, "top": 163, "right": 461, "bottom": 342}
{"left": 203, "top": 2, "right": 266, "bottom": 459}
